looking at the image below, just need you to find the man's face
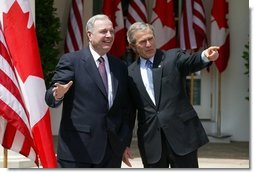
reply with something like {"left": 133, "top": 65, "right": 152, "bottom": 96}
{"left": 87, "top": 19, "right": 115, "bottom": 55}
{"left": 131, "top": 28, "right": 156, "bottom": 59}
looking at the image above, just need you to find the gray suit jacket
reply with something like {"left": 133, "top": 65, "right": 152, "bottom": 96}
{"left": 45, "top": 47, "right": 131, "bottom": 164}
{"left": 128, "top": 49, "right": 209, "bottom": 164}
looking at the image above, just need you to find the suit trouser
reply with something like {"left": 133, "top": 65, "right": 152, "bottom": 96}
{"left": 144, "top": 129, "right": 199, "bottom": 168}
{"left": 57, "top": 138, "right": 122, "bottom": 168}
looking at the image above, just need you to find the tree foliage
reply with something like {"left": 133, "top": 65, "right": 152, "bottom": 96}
{"left": 242, "top": 42, "right": 249, "bottom": 100}
{"left": 35, "top": 0, "right": 61, "bottom": 87}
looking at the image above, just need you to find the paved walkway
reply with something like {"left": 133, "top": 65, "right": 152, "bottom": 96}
{"left": 121, "top": 140, "right": 249, "bottom": 168}
{"left": 121, "top": 157, "right": 249, "bottom": 168}
{"left": 1, "top": 140, "right": 250, "bottom": 168}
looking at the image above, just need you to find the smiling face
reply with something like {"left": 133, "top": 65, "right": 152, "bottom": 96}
{"left": 87, "top": 18, "right": 115, "bottom": 56}
{"left": 130, "top": 28, "right": 156, "bottom": 59}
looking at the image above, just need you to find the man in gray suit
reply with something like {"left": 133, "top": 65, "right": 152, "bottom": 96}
{"left": 45, "top": 14, "right": 131, "bottom": 168}
{"left": 126, "top": 22, "right": 219, "bottom": 168}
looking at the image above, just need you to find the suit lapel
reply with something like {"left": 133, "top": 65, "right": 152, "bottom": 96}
{"left": 132, "top": 60, "right": 156, "bottom": 108}
{"left": 108, "top": 57, "right": 118, "bottom": 101}
{"left": 152, "top": 50, "right": 164, "bottom": 108}
{"left": 81, "top": 49, "right": 108, "bottom": 98}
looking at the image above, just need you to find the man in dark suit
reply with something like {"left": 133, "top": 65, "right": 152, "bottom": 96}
{"left": 45, "top": 14, "right": 132, "bottom": 168}
{"left": 125, "top": 22, "right": 219, "bottom": 168}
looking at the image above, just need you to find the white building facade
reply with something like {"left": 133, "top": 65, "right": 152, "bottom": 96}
{"left": 50, "top": 0, "right": 249, "bottom": 142}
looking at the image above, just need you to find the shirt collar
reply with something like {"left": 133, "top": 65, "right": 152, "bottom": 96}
{"left": 89, "top": 45, "right": 107, "bottom": 62}
{"left": 140, "top": 56, "right": 154, "bottom": 67}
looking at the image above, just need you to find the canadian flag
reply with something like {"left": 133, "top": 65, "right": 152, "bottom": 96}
{"left": 0, "top": 0, "right": 56, "bottom": 167}
{"left": 102, "top": 0, "right": 126, "bottom": 57}
{"left": 211, "top": 0, "right": 230, "bottom": 73}
{"left": 150, "top": 0, "right": 177, "bottom": 50}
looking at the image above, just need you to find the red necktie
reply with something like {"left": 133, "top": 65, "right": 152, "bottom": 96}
{"left": 98, "top": 57, "right": 108, "bottom": 93}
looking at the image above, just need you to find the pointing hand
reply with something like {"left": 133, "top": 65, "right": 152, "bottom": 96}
{"left": 204, "top": 46, "right": 220, "bottom": 61}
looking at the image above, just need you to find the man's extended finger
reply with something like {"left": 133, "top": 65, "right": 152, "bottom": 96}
{"left": 210, "top": 46, "right": 220, "bottom": 50}
{"left": 66, "top": 81, "right": 73, "bottom": 88}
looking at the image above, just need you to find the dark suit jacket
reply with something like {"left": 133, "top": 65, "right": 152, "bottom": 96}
{"left": 128, "top": 49, "right": 209, "bottom": 164}
{"left": 45, "top": 47, "right": 131, "bottom": 164}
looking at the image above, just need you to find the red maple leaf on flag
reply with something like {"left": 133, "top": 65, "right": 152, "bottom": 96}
{"left": 102, "top": 0, "right": 118, "bottom": 27}
{"left": 3, "top": 2, "right": 43, "bottom": 82}
{"left": 152, "top": 0, "right": 175, "bottom": 28}
{"left": 211, "top": 0, "right": 230, "bottom": 73}
{"left": 102, "top": 0, "right": 126, "bottom": 57}
{"left": 2, "top": 1, "right": 56, "bottom": 167}
{"left": 211, "top": 0, "right": 229, "bottom": 29}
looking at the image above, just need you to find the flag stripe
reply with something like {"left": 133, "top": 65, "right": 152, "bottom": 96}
{"left": 0, "top": 120, "right": 37, "bottom": 162}
{"left": 0, "top": 53, "right": 19, "bottom": 89}
{"left": 69, "top": 8, "right": 82, "bottom": 47}
{"left": 0, "top": 94, "right": 32, "bottom": 142}
{"left": 132, "top": 1, "right": 147, "bottom": 21}
{"left": 0, "top": 46, "right": 30, "bottom": 118}
{"left": 0, "top": 69, "right": 29, "bottom": 118}
{"left": 66, "top": 21, "right": 79, "bottom": 51}
{"left": 0, "top": 33, "right": 13, "bottom": 66}
{"left": 17, "top": 132, "right": 30, "bottom": 158}
{"left": 64, "top": 33, "right": 74, "bottom": 53}
{"left": 126, "top": 0, "right": 148, "bottom": 29}
{"left": 2, "top": 123, "right": 16, "bottom": 148}
{"left": 64, "top": 0, "right": 84, "bottom": 53}
{"left": 0, "top": 53, "right": 31, "bottom": 135}
{"left": 72, "top": 0, "right": 83, "bottom": 35}
{"left": 180, "top": 0, "right": 207, "bottom": 50}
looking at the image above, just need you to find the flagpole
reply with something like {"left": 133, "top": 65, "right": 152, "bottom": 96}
{"left": 3, "top": 148, "right": 7, "bottom": 168}
{"left": 217, "top": 73, "right": 222, "bottom": 136}
{"left": 208, "top": 70, "right": 231, "bottom": 142}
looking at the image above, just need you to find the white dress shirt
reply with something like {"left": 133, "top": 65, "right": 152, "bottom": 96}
{"left": 89, "top": 45, "right": 113, "bottom": 109}
{"left": 140, "top": 57, "right": 156, "bottom": 105}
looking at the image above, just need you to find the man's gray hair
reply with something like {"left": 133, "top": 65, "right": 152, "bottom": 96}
{"left": 86, "top": 14, "right": 111, "bottom": 33}
{"left": 127, "top": 22, "right": 155, "bottom": 45}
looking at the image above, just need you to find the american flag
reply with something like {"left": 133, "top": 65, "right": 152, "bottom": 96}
{"left": 179, "top": 0, "right": 207, "bottom": 50}
{"left": 125, "top": 0, "right": 148, "bottom": 30}
{"left": 64, "top": 0, "right": 84, "bottom": 53}
{"left": 0, "top": 26, "right": 39, "bottom": 165}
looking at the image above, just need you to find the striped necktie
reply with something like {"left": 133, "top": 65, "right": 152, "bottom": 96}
{"left": 98, "top": 57, "right": 108, "bottom": 93}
